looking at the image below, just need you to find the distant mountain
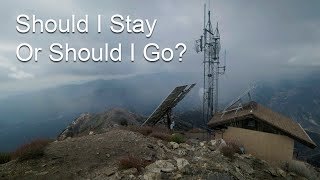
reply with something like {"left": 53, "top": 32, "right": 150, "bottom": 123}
{"left": 1, "top": 70, "right": 320, "bottom": 154}
{"left": 254, "top": 74, "right": 320, "bottom": 132}
{"left": 253, "top": 73, "right": 320, "bottom": 168}
{"left": 0, "top": 72, "right": 201, "bottom": 152}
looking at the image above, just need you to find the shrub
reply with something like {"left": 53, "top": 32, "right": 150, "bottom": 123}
{"left": 0, "top": 153, "right": 11, "bottom": 164}
{"left": 170, "top": 133, "right": 186, "bottom": 144}
{"left": 150, "top": 132, "right": 171, "bottom": 141}
{"left": 220, "top": 141, "right": 241, "bottom": 159}
{"left": 12, "top": 139, "right": 52, "bottom": 161}
{"left": 120, "top": 119, "right": 128, "bottom": 126}
{"left": 227, "top": 141, "right": 241, "bottom": 154}
{"left": 285, "top": 160, "right": 316, "bottom": 179}
{"left": 119, "top": 154, "right": 150, "bottom": 172}
{"left": 221, "top": 146, "right": 236, "bottom": 159}
{"left": 128, "top": 126, "right": 153, "bottom": 136}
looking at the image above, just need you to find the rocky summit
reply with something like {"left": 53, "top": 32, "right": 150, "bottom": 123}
{"left": 1, "top": 127, "right": 319, "bottom": 180}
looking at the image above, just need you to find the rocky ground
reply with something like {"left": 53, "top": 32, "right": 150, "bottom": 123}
{"left": 1, "top": 128, "right": 319, "bottom": 180}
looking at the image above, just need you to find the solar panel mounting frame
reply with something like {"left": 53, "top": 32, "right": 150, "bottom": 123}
{"left": 142, "top": 83, "right": 196, "bottom": 126}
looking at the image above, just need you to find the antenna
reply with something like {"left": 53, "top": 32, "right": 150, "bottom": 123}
{"left": 221, "top": 84, "right": 257, "bottom": 118}
{"left": 195, "top": 3, "right": 227, "bottom": 125}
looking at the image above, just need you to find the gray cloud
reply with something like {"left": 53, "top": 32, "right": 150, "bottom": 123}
{"left": 0, "top": 0, "right": 319, "bottom": 97}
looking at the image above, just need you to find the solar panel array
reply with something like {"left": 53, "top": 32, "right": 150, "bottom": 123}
{"left": 142, "top": 84, "right": 195, "bottom": 126}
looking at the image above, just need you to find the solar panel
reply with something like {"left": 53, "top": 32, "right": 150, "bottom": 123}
{"left": 142, "top": 84, "right": 196, "bottom": 126}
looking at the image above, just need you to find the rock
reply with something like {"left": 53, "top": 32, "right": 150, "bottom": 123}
{"left": 25, "top": 170, "right": 34, "bottom": 174}
{"left": 207, "top": 173, "right": 233, "bottom": 180}
{"left": 177, "top": 149, "right": 187, "bottom": 156}
{"left": 179, "top": 143, "right": 190, "bottom": 149}
{"left": 36, "top": 171, "right": 48, "bottom": 176}
{"left": 276, "top": 168, "right": 286, "bottom": 177}
{"left": 123, "top": 168, "right": 138, "bottom": 175}
{"left": 187, "top": 138, "right": 200, "bottom": 145}
{"left": 267, "top": 168, "right": 279, "bottom": 177}
{"left": 156, "top": 147, "right": 166, "bottom": 159}
{"left": 129, "top": 174, "right": 135, "bottom": 178}
{"left": 212, "top": 163, "right": 225, "bottom": 172}
{"left": 209, "top": 140, "right": 217, "bottom": 146}
{"left": 242, "top": 154, "right": 253, "bottom": 159}
{"left": 104, "top": 168, "right": 115, "bottom": 176}
{"left": 173, "top": 173, "right": 182, "bottom": 179}
{"left": 143, "top": 172, "right": 161, "bottom": 180}
{"left": 230, "top": 169, "right": 245, "bottom": 180}
{"left": 236, "top": 160, "right": 254, "bottom": 175}
{"left": 288, "top": 172, "right": 297, "bottom": 177}
{"left": 217, "top": 139, "right": 227, "bottom": 149}
{"left": 192, "top": 156, "right": 202, "bottom": 162}
{"left": 169, "top": 142, "right": 179, "bottom": 149}
{"left": 200, "top": 142, "right": 205, "bottom": 147}
{"left": 145, "top": 160, "right": 176, "bottom": 173}
{"left": 176, "top": 158, "right": 190, "bottom": 170}
{"left": 208, "top": 146, "right": 216, "bottom": 151}
{"left": 89, "top": 131, "right": 94, "bottom": 135}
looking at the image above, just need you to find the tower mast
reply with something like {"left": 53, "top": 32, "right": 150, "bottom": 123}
{"left": 195, "top": 3, "right": 226, "bottom": 125}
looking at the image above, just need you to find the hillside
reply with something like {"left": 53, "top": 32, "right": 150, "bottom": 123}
{"left": 1, "top": 128, "right": 319, "bottom": 179}
{"left": 254, "top": 75, "right": 320, "bottom": 132}
{"left": 57, "top": 108, "right": 146, "bottom": 140}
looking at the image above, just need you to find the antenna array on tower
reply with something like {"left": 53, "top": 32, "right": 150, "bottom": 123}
{"left": 195, "top": 3, "right": 226, "bottom": 125}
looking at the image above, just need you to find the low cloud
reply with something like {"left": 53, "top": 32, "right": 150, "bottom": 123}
{"left": 0, "top": 56, "right": 34, "bottom": 79}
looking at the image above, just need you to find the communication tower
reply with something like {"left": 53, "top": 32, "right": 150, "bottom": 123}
{"left": 195, "top": 4, "right": 226, "bottom": 124}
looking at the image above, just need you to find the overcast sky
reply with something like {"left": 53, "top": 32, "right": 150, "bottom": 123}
{"left": 0, "top": 0, "right": 319, "bottom": 98}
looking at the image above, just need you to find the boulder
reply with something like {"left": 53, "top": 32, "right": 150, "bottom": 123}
{"left": 122, "top": 168, "right": 138, "bottom": 175}
{"left": 176, "top": 158, "right": 190, "bottom": 171}
{"left": 145, "top": 160, "right": 176, "bottom": 173}
{"left": 169, "top": 142, "right": 179, "bottom": 149}
{"left": 200, "top": 142, "right": 206, "bottom": 147}
{"left": 276, "top": 168, "right": 286, "bottom": 178}
{"left": 177, "top": 149, "right": 187, "bottom": 156}
{"left": 209, "top": 140, "right": 217, "bottom": 146}
{"left": 143, "top": 172, "right": 161, "bottom": 180}
{"left": 179, "top": 143, "right": 190, "bottom": 149}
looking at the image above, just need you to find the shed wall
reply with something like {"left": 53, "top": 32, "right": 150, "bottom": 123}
{"left": 215, "top": 127, "right": 294, "bottom": 166}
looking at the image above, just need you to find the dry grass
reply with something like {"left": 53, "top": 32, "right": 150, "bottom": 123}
{"left": 151, "top": 125, "right": 170, "bottom": 134}
{"left": 150, "top": 132, "right": 171, "bottom": 141}
{"left": 128, "top": 126, "right": 153, "bottom": 136}
{"left": 118, "top": 154, "right": 151, "bottom": 172}
{"left": 127, "top": 126, "right": 187, "bottom": 143}
{"left": 12, "top": 139, "right": 52, "bottom": 161}
{"left": 0, "top": 153, "right": 11, "bottom": 164}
